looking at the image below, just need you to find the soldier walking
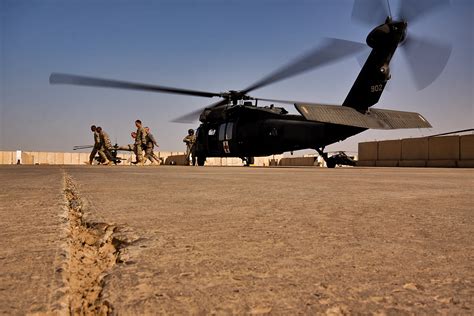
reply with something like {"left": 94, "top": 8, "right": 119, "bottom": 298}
{"left": 134, "top": 120, "right": 147, "bottom": 165}
{"left": 144, "top": 127, "right": 160, "bottom": 165}
{"left": 88, "top": 125, "right": 100, "bottom": 165}
{"left": 183, "top": 129, "right": 196, "bottom": 166}
{"left": 96, "top": 126, "right": 114, "bottom": 165}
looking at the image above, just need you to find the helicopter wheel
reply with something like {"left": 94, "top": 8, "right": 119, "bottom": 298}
{"left": 326, "top": 157, "right": 336, "bottom": 168}
{"left": 243, "top": 157, "right": 254, "bottom": 166}
{"left": 197, "top": 156, "right": 206, "bottom": 166}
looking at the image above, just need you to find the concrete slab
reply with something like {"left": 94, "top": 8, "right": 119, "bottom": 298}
{"left": 0, "top": 166, "right": 472, "bottom": 314}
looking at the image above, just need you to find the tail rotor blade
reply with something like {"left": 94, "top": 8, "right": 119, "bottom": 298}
{"left": 402, "top": 34, "right": 452, "bottom": 90}
{"left": 352, "top": 0, "right": 389, "bottom": 26}
{"left": 398, "top": 0, "right": 450, "bottom": 24}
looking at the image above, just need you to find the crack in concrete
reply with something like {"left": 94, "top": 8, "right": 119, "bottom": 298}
{"left": 63, "top": 174, "right": 122, "bottom": 315}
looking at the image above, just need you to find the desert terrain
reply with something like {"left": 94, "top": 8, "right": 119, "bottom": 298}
{"left": 0, "top": 165, "right": 472, "bottom": 315}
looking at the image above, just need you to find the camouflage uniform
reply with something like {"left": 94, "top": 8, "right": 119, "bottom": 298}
{"left": 135, "top": 126, "right": 147, "bottom": 163}
{"left": 98, "top": 130, "right": 115, "bottom": 163}
{"left": 89, "top": 130, "right": 101, "bottom": 164}
{"left": 183, "top": 133, "right": 196, "bottom": 165}
{"left": 145, "top": 132, "right": 160, "bottom": 164}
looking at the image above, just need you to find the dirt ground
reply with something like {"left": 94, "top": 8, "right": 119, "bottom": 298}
{"left": 0, "top": 165, "right": 472, "bottom": 315}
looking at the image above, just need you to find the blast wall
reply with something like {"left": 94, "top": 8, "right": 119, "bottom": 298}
{"left": 358, "top": 134, "right": 474, "bottom": 168}
{"left": 0, "top": 151, "right": 281, "bottom": 167}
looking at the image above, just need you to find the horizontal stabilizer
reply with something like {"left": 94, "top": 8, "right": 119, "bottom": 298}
{"left": 295, "top": 104, "right": 432, "bottom": 129}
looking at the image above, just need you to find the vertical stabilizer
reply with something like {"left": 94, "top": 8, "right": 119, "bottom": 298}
{"left": 343, "top": 20, "right": 407, "bottom": 111}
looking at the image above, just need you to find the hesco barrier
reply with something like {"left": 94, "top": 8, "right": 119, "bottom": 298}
{"left": 279, "top": 157, "right": 316, "bottom": 166}
{"left": 0, "top": 151, "right": 185, "bottom": 165}
{"left": 0, "top": 151, "right": 283, "bottom": 167}
{"left": 358, "top": 134, "right": 474, "bottom": 168}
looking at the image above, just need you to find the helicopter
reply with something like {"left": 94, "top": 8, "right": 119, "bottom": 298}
{"left": 50, "top": 0, "right": 451, "bottom": 168}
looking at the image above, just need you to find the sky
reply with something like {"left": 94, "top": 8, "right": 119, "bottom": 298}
{"left": 0, "top": 0, "right": 472, "bottom": 154}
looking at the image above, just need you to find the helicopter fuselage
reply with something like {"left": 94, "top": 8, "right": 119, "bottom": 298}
{"left": 194, "top": 104, "right": 364, "bottom": 162}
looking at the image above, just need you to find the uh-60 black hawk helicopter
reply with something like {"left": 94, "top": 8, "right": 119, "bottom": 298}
{"left": 50, "top": 0, "right": 451, "bottom": 168}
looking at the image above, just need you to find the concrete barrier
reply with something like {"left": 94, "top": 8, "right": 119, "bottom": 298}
{"left": 21, "top": 152, "right": 34, "bottom": 164}
{"left": 0, "top": 151, "right": 15, "bottom": 164}
{"left": 375, "top": 160, "right": 399, "bottom": 167}
{"left": 460, "top": 135, "right": 474, "bottom": 160}
{"left": 356, "top": 160, "right": 376, "bottom": 167}
{"left": 279, "top": 157, "right": 315, "bottom": 166}
{"left": 401, "top": 137, "right": 428, "bottom": 160}
{"left": 55, "top": 153, "right": 64, "bottom": 165}
{"left": 357, "top": 134, "right": 473, "bottom": 168}
{"left": 399, "top": 160, "right": 426, "bottom": 167}
{"left": 458, "top": 160, "right": 474, "bottom": 168}
{"left": 427, "top": 160, "right": 457, "bottom": 168}
{"left": 0, "top": 150, "right": 279, "bottom": 166}
{"left": 358, "top": 142, "right": 378, "bottom": 161}
{"left": 428, "top": 136, "right": 460, "bottom": 160}
{"left": 378, "top": 140, "right": 401, "bottom": 161}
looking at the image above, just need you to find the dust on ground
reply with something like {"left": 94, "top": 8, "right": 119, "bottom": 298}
{"left": 0, "top": 166, "right": 472, "bottom": 314}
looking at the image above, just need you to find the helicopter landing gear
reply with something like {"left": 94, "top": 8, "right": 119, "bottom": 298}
{"left": 197, "top": 156, "right": 206, "bottom": 166}
{"left": 326, "top": 157, "right": 336, "bottom": 168}
{"left": 242, "top": 156, "right": 254, "bottom": 166}
{"left": 315, "top": 147, "right": 335, "bottom": 168}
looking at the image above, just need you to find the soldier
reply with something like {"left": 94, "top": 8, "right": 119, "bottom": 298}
{"left": 88, "top": 125, "right": 100, "bottom": 165}
{"left": 183, "top": 129, "right": 196, "bottom": 166}
{"left": 116, "top": 132, "right": 140, "bottom": 164}
{"left": 96, "top": 126, "right": 114, "bottom": 165}
{"left": 134, "top": 120, "right": 147, "bottom": 165}
{"left": 117, "top": 132, "right": 136, "bottom": 152}
{"left": 144, "top": 127, "right": 160, "bottom": 165}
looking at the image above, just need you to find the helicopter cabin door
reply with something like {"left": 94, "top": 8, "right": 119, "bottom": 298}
{"left": 218, "top": 122, "right": 234, "bottom": 155}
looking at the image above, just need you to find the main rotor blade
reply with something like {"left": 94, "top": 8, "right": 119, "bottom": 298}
{"left": 398, "top": 0, "right": 450, "bottom": 24}
{"left": 402, "top": 34, "right": 452, "bottom": 90}
{"left": 171, "top": 99, "right": 228, "bottom": 123}
{"left": 49, "top": 73, "right": 221, "bottom": 98}
{"left": 240, "top": 38, "right": 367, "bottom": 95}
{"left": 351, "top": 0, "right": 389, "bottom": 26}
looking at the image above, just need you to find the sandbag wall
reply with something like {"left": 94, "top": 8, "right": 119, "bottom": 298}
{"left": 357, "top": 135, "right": 474, "bottom": 167}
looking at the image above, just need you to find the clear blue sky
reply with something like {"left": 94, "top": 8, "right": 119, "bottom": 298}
{"left": 1, "top": 0, "right": 472, "bottom": 153}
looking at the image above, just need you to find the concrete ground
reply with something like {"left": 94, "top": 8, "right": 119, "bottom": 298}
{"left": 0, "top": 165, "right": 472, "bottom": 315}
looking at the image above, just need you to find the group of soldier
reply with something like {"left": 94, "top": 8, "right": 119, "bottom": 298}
{"left": 88, "top": 120, "right": 196, "bottom": 166}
